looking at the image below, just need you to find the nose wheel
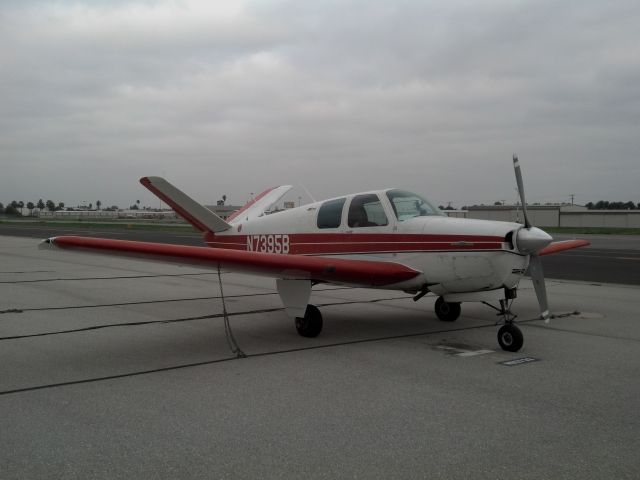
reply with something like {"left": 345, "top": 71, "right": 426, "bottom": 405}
{"left": 497, "top": 323, "right": 523, "bottom": 352}
{"left": 490, "top": 298, "right": 524, "bottom": 352}
{"left": 481, "top": 296, "right": 525, "bottom": 352}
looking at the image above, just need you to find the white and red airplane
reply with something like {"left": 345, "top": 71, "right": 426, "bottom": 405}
{"left": 41, "top": 157, "right": 589, "bottom": 352}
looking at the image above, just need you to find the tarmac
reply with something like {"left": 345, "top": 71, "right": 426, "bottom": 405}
{"left": 1, "top": 235, "right": 638, "bottom": 479}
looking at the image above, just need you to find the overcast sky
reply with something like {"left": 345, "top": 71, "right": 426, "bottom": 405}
{"left": 1, "top": 0, "right": 638, "bottom": 209}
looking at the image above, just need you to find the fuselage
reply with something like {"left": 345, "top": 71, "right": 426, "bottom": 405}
{"left": 204, "top": 188, "right": 531, "bottom": 295}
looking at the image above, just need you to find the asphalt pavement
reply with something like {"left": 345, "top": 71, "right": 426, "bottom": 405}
{"left": 0, "top": 235, "right": 638, "bottom": 479}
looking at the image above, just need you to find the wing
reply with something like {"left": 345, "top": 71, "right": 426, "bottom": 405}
{"left": 40, "top": 236, "right": 420, "bottom": 287}
{"left": 227, "top": 185, "right": 293, "bottom": 223}
{"left": 538, "top": 239, "right": 590, "bottom": 256}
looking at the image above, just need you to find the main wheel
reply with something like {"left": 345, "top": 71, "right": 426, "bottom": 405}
{"left": 434, "top": 296, "right": 461, "bottom": 322}
{"left": 497, "top": 324, "right": 524, "bottom": 352}
{"left": 295, "top": 304, "right": 323, "bottom": 338}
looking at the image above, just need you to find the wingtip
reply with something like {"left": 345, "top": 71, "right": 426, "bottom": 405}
{"left": 38, "top": 237, "right": 55, "bottom": 250}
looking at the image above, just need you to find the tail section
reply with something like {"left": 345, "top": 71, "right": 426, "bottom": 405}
{"left": 227, "top": 185, "right": 293, "bottom": 223}
{"left": 140, "top": 176, "right": 231, "bottom": 233}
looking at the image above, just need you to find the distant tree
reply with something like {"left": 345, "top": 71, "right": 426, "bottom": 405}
{"left": 136, "top": 200, "right": 140, "bottom": 208}
{"left": 130, "top": 204, "right": 139, "bottom": 210}
{"left": 46, "top": 200, "right": 55, "bottom": 211}
{"left": 96, "top": 200, "right": 101, "bottom": 210}
{"left": 18, "top": 201, "right": 24, "bottom": 211}
{"left": 6, "top": 202, "right": 20, "bottom": 216}
{"left": 56, "top": 202, "right": 65, "bottom": 211}
{"left": 37, "top": 199, "right": 45, "bottom": 210}
{"left": 587, "top": 200, "right": 637, "bottom": 210}
{"left": 0, "top": 202, "right": 4, "bottom": 213}
{"left": 27, "top": 202, "right": 35, "bottom": 216}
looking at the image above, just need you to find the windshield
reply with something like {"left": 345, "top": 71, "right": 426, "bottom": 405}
{"left": 386, "top": 189, "right": 444, "bottom": 220}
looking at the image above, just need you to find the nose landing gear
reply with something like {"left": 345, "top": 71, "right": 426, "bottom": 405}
{"left": 490, "top": 298, "right": 524, "bottom": 352}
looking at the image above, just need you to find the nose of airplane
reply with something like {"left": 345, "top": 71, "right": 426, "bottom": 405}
{"left": 515, "top": 226, "right": 553, "bottom": 254}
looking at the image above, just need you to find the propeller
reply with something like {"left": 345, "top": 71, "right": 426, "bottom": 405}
{"left": 512, "top": 155, "right": 552, "bottom": 322}
{"left": 513, "top": 155, "right": 531, "bottom": 228}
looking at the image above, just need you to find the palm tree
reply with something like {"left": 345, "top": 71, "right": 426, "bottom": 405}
{"left": 27, "top": 202, "right": 35, "bottom": 216}
{"left": 96, "top": 200, "right": 102, "bottom": 210}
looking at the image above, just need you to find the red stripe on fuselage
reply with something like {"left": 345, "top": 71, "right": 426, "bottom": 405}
{"left": 203, "top": 232, "right": 505, "bottom": 255}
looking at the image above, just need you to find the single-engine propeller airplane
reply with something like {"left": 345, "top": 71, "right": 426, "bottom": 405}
{"left": 41, "top": 157, "right": 589, "bottom": 352}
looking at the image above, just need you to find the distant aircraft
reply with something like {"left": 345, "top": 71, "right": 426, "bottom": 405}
{"left": 41, "top": 157, "right": 588, "bottom": 352}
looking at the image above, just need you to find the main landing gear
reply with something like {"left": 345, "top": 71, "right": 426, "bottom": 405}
{"left": 434, "top": 296, "right": 461, "bottom": 322}
{"left": 295, "top": 304, "right": 323, "bottom": 338}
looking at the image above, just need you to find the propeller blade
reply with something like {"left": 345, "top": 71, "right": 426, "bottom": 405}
{"left": 528, "top": 254, "right": 550, "bottom": 322}
{"left": 512, "top": 155, "right": 531, "bottom": 228}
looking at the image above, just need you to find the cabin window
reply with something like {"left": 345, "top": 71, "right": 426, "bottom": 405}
{"left": 317, "top": 197, "right": 346, "bottom": 229}
{"left": 348, "top": 194, "right": 388, "bottom": 228}
{"left": 386, "top": 189, "right": 443, "bottom": 220}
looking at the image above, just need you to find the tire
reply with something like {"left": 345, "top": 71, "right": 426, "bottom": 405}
{"left": 434, "top": 296, "right": 461, "bottom": 322}
{"left": 497, "top": 324, "right": 524, "bottom": 352}
{"left": 295, "top": 305, "right": 323, "bottom": 338}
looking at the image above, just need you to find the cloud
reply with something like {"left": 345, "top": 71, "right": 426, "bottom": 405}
{"left": 0, "top": 0, "right": 638, "bottom": 207}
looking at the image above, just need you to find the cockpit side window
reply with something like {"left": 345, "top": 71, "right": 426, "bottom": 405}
{"left": 317, "top": 197, "right": 346, "bottom": 229}
{"left": 348, "top": 194, "right": 388, "bottom": 228}
{"left": 386, "top": 189, "right": 443, "bottom": 220}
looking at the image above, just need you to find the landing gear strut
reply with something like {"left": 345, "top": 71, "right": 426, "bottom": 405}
{"left": 295, "top": 304, "right": 323, "bottom": 338}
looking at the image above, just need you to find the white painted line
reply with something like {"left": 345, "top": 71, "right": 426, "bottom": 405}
{"left": 456, "top": 349, "right": 493, "bottom": 357}
{"left": 436, "top": 346, "right": 494, "bottom": 357}
{"left": 436, "top": 346, "right": 459, "bottom": 352}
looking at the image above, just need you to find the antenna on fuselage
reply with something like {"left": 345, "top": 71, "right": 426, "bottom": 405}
{"left": 300, "top": 184, "right": 316, "bottom": 203}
